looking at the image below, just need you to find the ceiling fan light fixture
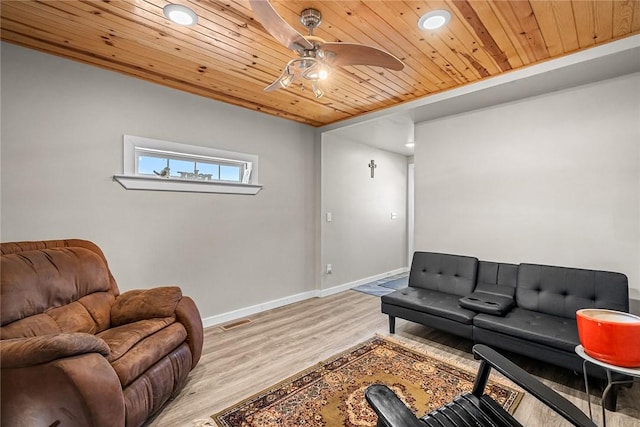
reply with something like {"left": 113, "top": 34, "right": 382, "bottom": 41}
{"left": 318, "top": 66, "right": 329, "bottom": 80}
{"left": 418, "top": 10, "right": 451, "bottom": 30}
{"left": 279, "top": 70, "right": 295, "bottom": 88}
{"left": 311, "top": 81, "right": 324, "bottom": 98}
{"left": 163, "top": 4, "right": 198, "bottom": 26}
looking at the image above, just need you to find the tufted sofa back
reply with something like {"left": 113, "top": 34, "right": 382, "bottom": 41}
{"left": 409, "top": 252, "right": 478, "bottom": 297}
{"left": 516, "top": 263, "right": 629, "bottom": 318}
{"left": 475, "top": 261, "right": 518, "bottom": 297}
{"left": 0, "top": 239, "right": 120, "bottom": 339}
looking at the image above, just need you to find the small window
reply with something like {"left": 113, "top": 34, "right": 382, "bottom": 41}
{"left": 114, "top": 135, "right": 261, "bottom": 194}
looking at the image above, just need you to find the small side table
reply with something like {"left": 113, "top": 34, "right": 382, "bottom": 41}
{"left": 575, "top": 345, "right": 640, "bottom": 427}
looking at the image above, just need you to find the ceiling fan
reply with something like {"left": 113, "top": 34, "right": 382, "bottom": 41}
{"left": 249, "top": 0, "right": 405, "bottom": 98}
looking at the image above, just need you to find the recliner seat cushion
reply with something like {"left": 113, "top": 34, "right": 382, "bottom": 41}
{"left": 98, "top": 317, "right": 176, "bottom": 362}
{"left": 109, "top": 322, "right": 187, "bottom": 387}
{"left": 473, "top": 308, "right": 579, "bottom": 352}
{"left": 382, "top": 288, "right": 476, "bottom": 324}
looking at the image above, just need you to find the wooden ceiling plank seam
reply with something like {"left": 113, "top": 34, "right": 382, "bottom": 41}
{"left": 449, "top": 0, "right": 512, "bottom": 72}
{"left": 527, "top": 0, "right": 567, "bottom": 57}
{"left": 377, "top": 0, "right": 480, "bottom": 84}
{"left": 571, "top": 0, "right": 597, "bottom": 49}
{"left": 508, "top": 1, "right": 551, "bottom": 62}
{"left": 595, "top": 0, "right": 615, "bottom": 42}
{"left": 421, "top": 0, "right": 505, "bottom": 77}
{"left": 487, "top": 1, "right": 539, "bottom": 64}
{"left": 612, "top": 0, "right": 635, "bottom": 37}
{"left": 348, "top": 0, "right": 467, "bottom": 90}
{"left": 356, "top": 0, "right": 469, "bottom": 88}
{"left": 632, "top": 0, "right": 640, "bottom": 31}
{"left": 551, "top": 0, "right": 580, "bottom": 53}
{"left": 0, "top": 31, "right": 329, "bottom": 126}
{"left": 273, "top": 0, "right": 448, "bottom": 92}
{"left": 459, "top": 0, "right": 524, "bottom": 69}
{"left": 343, "top": 0, "right": 467, "bottom": 90}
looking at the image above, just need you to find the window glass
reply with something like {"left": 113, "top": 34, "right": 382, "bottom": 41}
{"left": 220, "top": 165, "right": 242, "bottom": 182}
{"left": 138, "top": 155, "right": 168, "bottom": 175}
{"left": 197, "top": 162, "right": 220, "bottom": 180}
{"left": 169, "top": 159, "right": 195, "bottom": 178}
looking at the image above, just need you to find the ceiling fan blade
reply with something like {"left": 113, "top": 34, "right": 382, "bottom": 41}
{"left": 249, "top": 0, "right": 313, "bottom": 52}
{"left": 323, "top": 43, "right": 404, "bottom": 71}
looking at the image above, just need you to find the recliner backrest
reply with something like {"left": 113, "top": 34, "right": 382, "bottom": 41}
{"left": 516, "top": 263, "right": 629, "bottom": 318}
{"left": 0, "top": 240, "right": 119, "bottom": 339}
{"left": 475, "top": 261, "right": 518, "bottom": 297}
{"left": 409, "top": 252, "right": 478, "bottom": 297}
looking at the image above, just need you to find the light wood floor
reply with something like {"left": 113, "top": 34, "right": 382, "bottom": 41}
{"left": 146, "top": 290, "right": 639, "bottom": 427}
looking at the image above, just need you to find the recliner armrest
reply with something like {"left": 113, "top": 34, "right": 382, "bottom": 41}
{"left": 111, "top": 286, "right": 183, "bottom": 326}
{"left": 0, "top": 333, "right": 110, "bottom": 368}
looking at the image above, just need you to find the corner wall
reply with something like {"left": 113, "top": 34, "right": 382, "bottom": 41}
{"left": 414, "top": 73, "right": 640, "bottom": 299}
{"left": 321, "top": 133, "right": 408, "bottom": 290}
{"left": 0, "top": 43, "right": 318, "bottom": 320}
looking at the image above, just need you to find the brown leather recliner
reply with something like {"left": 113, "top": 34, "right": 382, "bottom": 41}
{"left": 0, "top": 239, "right": 204, "bottom": 427}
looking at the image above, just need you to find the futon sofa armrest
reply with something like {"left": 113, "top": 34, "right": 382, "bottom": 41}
{"left": 111, "top": 286, "right": 183, "bottom": 326}
{"left": 365, "top": 384, "right": 426, "bottom": 427}
{"left": 0, "top": 333, "right": 110, "bottom": 368}
{"left": 472, "top": 344, "right": 596, "bottom": 427}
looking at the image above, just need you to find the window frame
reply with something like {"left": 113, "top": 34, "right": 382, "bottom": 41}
{"left": 113, "top": 135, "right": 262, "bottom": 195}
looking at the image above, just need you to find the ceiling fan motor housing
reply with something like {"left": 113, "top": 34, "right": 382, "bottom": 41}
{"left": 300, "top": 8, "right": 322, "bottom": 33}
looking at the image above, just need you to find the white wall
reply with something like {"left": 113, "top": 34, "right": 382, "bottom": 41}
{"left": 414, "top": 73, "right": 640, "bottom": 299}
{"left": 0, "top": 43, "right": 318, "bottom": 320}
{"left": 321, "top": 133, "right": 407, "bottom": 289}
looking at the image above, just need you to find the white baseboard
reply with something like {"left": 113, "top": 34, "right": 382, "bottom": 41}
{"left": 201, "top": 267, "right": 409, "bottom": 329}
{"left": 201, "top": 290, "right": 318, "bottom": 329}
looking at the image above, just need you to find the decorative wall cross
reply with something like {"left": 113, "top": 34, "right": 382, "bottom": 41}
{"left": 368, "top": 160, "right": 377, "bottom": 178}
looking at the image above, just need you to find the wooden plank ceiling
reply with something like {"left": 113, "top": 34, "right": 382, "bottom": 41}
{"left": 2, "top": 1, "right": 639, "bottom": 127}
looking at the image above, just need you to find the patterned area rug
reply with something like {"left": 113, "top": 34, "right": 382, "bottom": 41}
{"left": 212, "top": 335, "right": 523, "bottom": 426}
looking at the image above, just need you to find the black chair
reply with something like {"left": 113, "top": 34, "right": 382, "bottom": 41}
{"left": 365, "top": 344, "right": 596, "bottom": 427}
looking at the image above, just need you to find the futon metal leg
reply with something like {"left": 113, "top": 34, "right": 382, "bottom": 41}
{"left": 389, "top": 316, "right": 395, "bottom": 334}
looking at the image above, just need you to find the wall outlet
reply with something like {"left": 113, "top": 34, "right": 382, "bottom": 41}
{"left": 326, "top": 263, "right": 332, "bottom": 274}
{"left": 391, "top": 212, "right": 398, "bottom": 220}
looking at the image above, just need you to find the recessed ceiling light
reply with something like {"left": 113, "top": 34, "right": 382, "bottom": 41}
{"left": 405, "top": 142, "right": 415, "bottom": 148}
{"left": 418, "top": 10, "right": 451, "bottom": 30}
{"left": 163, "top": 4, "right": 198, "bottom": 26}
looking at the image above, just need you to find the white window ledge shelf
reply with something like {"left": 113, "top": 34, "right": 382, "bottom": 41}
{"left": 113, "top": 175, "right": 262, "bottom": 195}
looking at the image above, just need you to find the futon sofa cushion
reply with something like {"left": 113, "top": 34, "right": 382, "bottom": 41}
{"left": 473, "top": 308, "right": 579, "bottom": 352}
{"left": 408, "top": 252, "right": 478, "bottom": 296}
{"left": 383, "top": 288, "right": 477, "bottom": 324}
{"left": 517, "top": 263, "right": 628, "bottom": 318}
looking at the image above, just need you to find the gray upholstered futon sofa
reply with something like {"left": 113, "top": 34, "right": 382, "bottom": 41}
{"left": 381, "top": 251, "right": 629, "bottom": 407}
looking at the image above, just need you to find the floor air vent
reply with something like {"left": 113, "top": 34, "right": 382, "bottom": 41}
{"left": 220, "top": 319, "right": 252, "bottom": 331}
